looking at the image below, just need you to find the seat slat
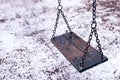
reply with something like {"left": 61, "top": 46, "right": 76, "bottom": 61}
{"left": 51, "top": 32, "right": 108, "bottom": 72}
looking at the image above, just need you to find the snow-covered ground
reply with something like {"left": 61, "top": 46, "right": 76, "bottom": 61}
{"left": 0, "top": 0, "right": 120, "bottom": 80}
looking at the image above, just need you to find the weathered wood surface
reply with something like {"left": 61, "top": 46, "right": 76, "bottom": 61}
{"left": 51, "top": 32, "right": 108, "bottom": 72}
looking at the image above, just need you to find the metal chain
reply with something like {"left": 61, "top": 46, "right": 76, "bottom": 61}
{"left": 92, "top": 0, "right": 103, "bottom": 59}
{"left": 80, "top": 0, "right": 103, "bottom": 69}
{"left": 52, "top": 0, "right": 62, "bottom": 38}
{"left": 52, "top": 10, "right": 61, "bottom": 38}
{"left": 52, "top": 0, "right": 72, "bottom": 38}
{"left": 61, "top": 10, "right": 72, "bottom": 33}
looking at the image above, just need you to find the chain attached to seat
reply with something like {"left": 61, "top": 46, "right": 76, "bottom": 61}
{"left": 52, "top": 0, "right": 104, "bottom": 70}
{"left": 52, "top": 0, "right": 72, "bottom": 38}
{"left": 80, "top": 0, "right": 103, "bottom": 69}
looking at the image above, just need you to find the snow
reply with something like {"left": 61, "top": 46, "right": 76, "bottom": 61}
{"left": 0, "top": 0, "right": 120, "bottom": 80}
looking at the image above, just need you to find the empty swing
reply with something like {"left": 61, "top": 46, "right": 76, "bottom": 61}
{"left": 51, "top": 0, "right": 108, "bottom": 72}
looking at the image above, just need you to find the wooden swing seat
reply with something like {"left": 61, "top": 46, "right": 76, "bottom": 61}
{"left": 51, "top": 32, "right": 108, "bottom": 72}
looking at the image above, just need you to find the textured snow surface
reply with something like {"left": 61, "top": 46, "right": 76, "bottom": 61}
{"left": 0, "top": 0, "right": 120, "bottom": 80}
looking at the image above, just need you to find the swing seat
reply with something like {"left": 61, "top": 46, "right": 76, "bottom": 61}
{"left": 51, "top": 32, "right": 108, "bottom": 72}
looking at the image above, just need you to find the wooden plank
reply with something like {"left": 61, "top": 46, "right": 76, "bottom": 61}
{"left": 51, "top": 34, "right": 83, "bottom": 66}
{"left": 64, "top": 32, "right": 106, "bottom": 61}
{"left": 51, "top": 32, "right": 108, "bottom": 72}
{"left": 64, "top": 32, "right": 94, "bottom": 52}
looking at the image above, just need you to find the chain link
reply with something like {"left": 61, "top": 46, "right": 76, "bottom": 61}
{"left": 61, "top": 10, "right": 72, "bottom": 32}
{"left": 52, "top": 0, "right": 103, "bottom": 69}
{"left": 80, "top": 0, "right": 103, "bottom": 68}
{"left": 58, "top": 0, "right": 61, "bottom": 4}
{"left": 52, "top": 10, "right": 61, "bottom": 38}
{"left": 52, "top": 0, "right": 72, "bottom": 38}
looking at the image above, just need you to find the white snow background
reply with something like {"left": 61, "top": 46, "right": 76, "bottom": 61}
{"left": 0, "top": 0, "right": 120, "bottom": 80}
